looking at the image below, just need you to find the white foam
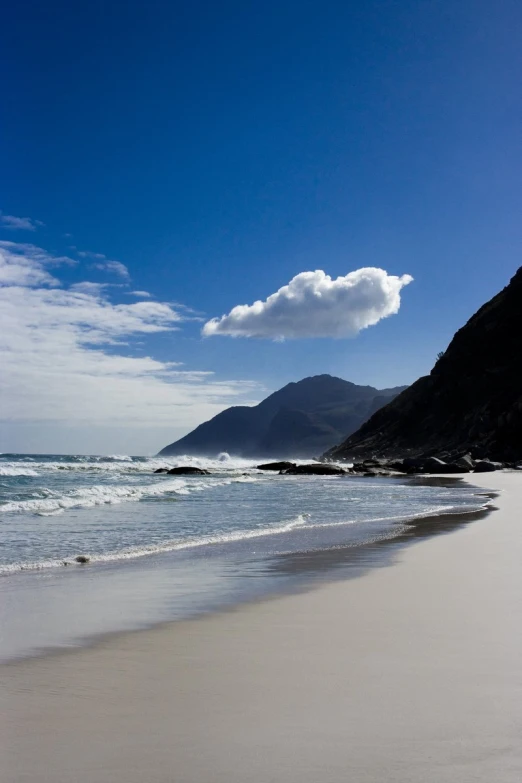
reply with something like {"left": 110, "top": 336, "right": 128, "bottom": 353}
{"left": 0, "top": 513, "right": 312, "bottom": 574}
{"left": 0, "top": 456, "right": 254, "bottom": 475}
{"left": 0, "top": 474, "right": 262, "bottom": 516}
{"left": 0, "top": 495, "right": 490, "bottom": 576}
{"left": 0, "top": 453, "right": 334, "bottom": 478}
{"left": 0, "top": 466, "right": 39, "bottom": 477}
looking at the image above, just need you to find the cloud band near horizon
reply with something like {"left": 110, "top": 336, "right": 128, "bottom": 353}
{"left": 0, "top": 241, "right": 261, "bottom": 445}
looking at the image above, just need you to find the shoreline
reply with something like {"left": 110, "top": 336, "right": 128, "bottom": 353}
{"left": 0, "top": 476, "right": 491, "bottom": 664}
{"left": 0, "top": 472, "right": 484, "bottom": 579}
{"left": 2, "top": 472, "right": 521, "bottom": 782}
{"left": 0, "top": 504, "right": 493, "bottom": 668}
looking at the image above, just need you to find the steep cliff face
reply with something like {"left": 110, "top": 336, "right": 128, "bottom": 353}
{"left": 327, "top": 268, "right": 522, "bottom": 462}
{"left": 158, "top": 375, "right": 407, "bottom": 458}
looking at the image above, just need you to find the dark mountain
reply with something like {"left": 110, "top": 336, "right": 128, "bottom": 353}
{"left": 158, "top": 375, "right": 407, "bottom": 458}
{"left": 326, "top": 267, "right": 522, "bottom": 462}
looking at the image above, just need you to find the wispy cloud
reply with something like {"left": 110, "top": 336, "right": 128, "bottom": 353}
{"left": 92, "top": 259, "right": 130, "bottom": 279}
{"left": 0, "top": 211, "right": 44, "bottom": 231}
{"left": 0, "top": 241, "right": 77, "bottom": 286}
{"left": 203, "top": 267, "right": 413, "bottom": 339}
{"left": 70, "top": 281, "right": 112, "bottom": 296}
{"left": 128, "top": 290, "right": 152, "bottom": 298}
{"left": 0, "top": 242, "right": 259, "bottom": 442}
{"left": 71, "top": 247, "right": 131, "bottom": 279}
{"left": 77, "top": 250, "right": 107, "bottom": 260}
{"left": 0, "top": 246, "right": 58, "bottom": 287}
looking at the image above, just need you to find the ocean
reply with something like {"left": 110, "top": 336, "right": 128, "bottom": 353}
{"left": 0, "top": 452, "right": 489, "bottom": 661}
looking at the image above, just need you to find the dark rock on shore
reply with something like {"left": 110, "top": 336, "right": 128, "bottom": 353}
{"left": 454, "top": 454, "right": 476, "bottom": 471}
{"left": 360, "top": 468, "right": 400, "bottom": 477}
{"left": 350, "top": 454, "right": 482, "bottom": 475}
{"left": 257, "top": 461, "right": 297, "bottom": 471}
{"left": 413, "top": 457, "right": 465, "bottom": 474}
{"left": 473, "top": 460, "right": 502, "bottom": 473}
{"left": 346, "top": 452, "right": 510, "bottom": 476}
{"left": 325, "top": 267, "right": 522, "bottom": 463}
{"left": 166, "top": 467, "right": 210, "bottom": 475}
{"left": 154, "top": 468, "right": 169, "bottom": 473}
{"left": 282, "top": 464, "right": 347, "bottom": 476}
{"left": 74, "top": 555, "right": 90, "bottom": 564}
{"left": 350, "top": 459, "right": 404, "bottom": 477}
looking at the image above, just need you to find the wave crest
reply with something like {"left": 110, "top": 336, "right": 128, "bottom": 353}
{"left": 0, "top": 466, "right": 39, "bottom": 477}
{"left": 0, "top": 474, "right": 261, "bottom": 516}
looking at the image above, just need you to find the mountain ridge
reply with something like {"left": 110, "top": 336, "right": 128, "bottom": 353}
{"left": 158, "top": 374, "right": 407, "bottom": 458}
{"left": 326, "top": 267, "right": 522, "bottom": 462}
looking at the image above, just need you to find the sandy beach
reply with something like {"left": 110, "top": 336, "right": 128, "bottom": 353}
{"left": 2, "top": 471, "right": 522, "bottom": 783}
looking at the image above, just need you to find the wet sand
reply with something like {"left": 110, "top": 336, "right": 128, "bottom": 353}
{"left": 2, "top": 472, "right": 522, "bottom": 782}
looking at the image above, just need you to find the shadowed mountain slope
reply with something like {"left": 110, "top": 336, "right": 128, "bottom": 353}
{"left": 326, "top": 267, "right": 522, "bottom": 462}
{"left": 158, "top": 375, "right": 406, "bottom": 458}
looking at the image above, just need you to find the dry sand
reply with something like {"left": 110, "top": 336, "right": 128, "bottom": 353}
{"left": 2, "top": 472, "right": 522, "bottom": 782}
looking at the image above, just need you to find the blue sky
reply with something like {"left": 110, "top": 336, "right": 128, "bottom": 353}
{"left": 1, "top": 0, "right": 521, "bottom": 454}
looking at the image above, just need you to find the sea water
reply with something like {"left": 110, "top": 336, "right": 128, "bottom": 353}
{"left": 0, "top": 452, "right": 488, "bottom": 661}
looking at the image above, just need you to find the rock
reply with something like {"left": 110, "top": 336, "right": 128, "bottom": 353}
{"left": 474, "top": 460, "right": 501, "bottom": 473}
{"left": 282, "top": 464, "right": 346, "bottom": 476}
{"left": 454, "top": 453, "right": 475, "bottom": 471}
{"left": 386, "top": 460, "right": 409, "bottom": 473}
{"left": 352, "top": 458, "right": 386, "bottom": 470}
{"left": 402, "top": 457, "right": 429, "bottom": 472}
{"left": 154, "top": 468, "right": 169, "bottom": 473}
{"left": 422, "top": 457, "right": 465, "bottom": 473}
{"left": 257, "top": 461, "right": 297, "bottom": 471}
{"left": 166, "top": 467, "right": 210, "bottom": 475}
{"left": 74, "top": 555, "right": 90, "bottom": 564}
{"left": 351, "top": 459, "right": 409, "bottom": 475}
{"left": 399, "top": 456, "right": 467, "bottom": 474}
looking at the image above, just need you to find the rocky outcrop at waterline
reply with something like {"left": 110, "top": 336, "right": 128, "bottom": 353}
{"left": 281, "top": 464, "right": 347, "bottom": 476}
{"left": 154, "top": 467, "right": 211, "bottom": 475}
{"left": 257, "top": 461, "right": 297, "bottom": 471}
{"left": 345, "top": 455, "right": 512, "bottom": 475}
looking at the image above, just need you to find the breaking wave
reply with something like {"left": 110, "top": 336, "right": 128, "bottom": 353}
{"left": 0, "top": 474, "right": 261, "bottom": 516}
{"left": 0, "top": 466, "right": 39, "bottom": 477}
{"left": 0, "top": 453, "right": 322, "bottom": 476}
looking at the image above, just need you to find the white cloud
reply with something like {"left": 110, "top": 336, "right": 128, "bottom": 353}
{"left": 93, "top": 259, "right": 130, "bottom": 278}
{"left": 0, "top": 245, "right": 59, "bottom": 287}
{"left": 72, "top": 248, "right": 130, "bottom": 279}
{"left": 77, "top": 250, "right": 107, "bottom": 260}
{"left": 129, "top": 290, "right": 152, "bottom": 298}
{"left": 203, "top": 267, "right": 413, "bottom": 339}
{"left": 70, "top": 281, "right": 112, "bottom": 295}
{"left": 0, "top": 242, "right": 260, "bottom": 452}
{"left": 0, "top": 240, "right": 77, "bottom": 268}
{"left": 0, "top": 211, "right": 43, "bottom": 231}
{"left": 0, "top": 241, "right": 77, "bottom": 287}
